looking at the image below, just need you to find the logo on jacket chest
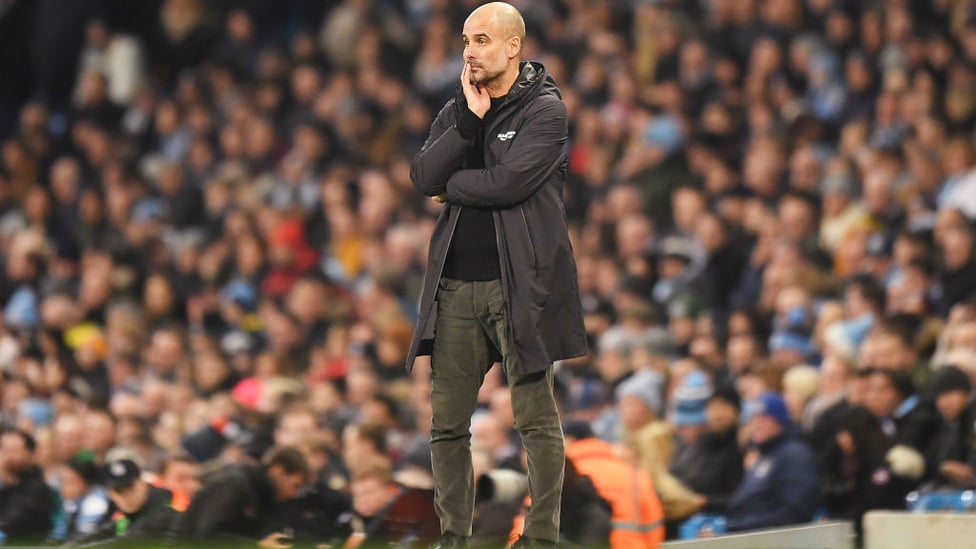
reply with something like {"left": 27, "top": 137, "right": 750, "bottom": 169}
{"left": 497, "top": 130, "right": 517, "bottom": 141}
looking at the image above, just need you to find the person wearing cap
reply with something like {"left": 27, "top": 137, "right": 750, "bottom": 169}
{"left": 79, "top": 458, "right": 179, "bottom": 547}
{"left": 670, "top": 385, "right": 744, "bottom": 515}
{"left": 0, "top": 429, "right": 56, "bottom": 545}
{"left": 725, "top": 392, "right": 821, "bottom": 532}
{"left": 924, "top": 365, "right": 976, "bottom": 488}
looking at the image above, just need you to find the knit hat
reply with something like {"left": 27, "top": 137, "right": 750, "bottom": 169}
{"left": 930, "top": 365, "right": 972, "bottom": 398}
{"left": 672, "top": 369, "right": 713, "bottom": 426}
{"left": 615, "top": 370, "right": 666, "bottom": 417}
{"left": 742, "top": 391, "right": 791, "bottom": 427}
{"left": 709, "top": 384, "right": 742, "bottom": 412}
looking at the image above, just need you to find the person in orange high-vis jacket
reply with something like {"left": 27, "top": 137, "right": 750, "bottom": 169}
{"left": 564, "top": 422, "right": 664, "bottom": 549}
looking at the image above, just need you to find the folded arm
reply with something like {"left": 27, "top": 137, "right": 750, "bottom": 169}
{"left": 446, "top": 99, "right": 567, "bottom": 209}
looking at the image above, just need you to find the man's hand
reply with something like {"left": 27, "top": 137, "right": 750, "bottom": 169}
{"left": 940, "top": 460, "right": 975, "bottom": 485}
{"left": 258, "top": 532, "right": 294, "bottom": 549}
{"left": 461, "top": 63, "right": 490, "bottom": 119}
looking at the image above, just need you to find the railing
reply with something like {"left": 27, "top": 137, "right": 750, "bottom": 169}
{"left": 662, "top": 521, "right": 856, "bottom": 549}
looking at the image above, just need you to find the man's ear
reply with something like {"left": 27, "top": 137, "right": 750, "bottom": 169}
{"left": 508, "top": 36, "right": 521, "bottom": 59}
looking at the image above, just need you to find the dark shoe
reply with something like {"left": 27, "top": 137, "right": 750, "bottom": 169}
{"left": 433, "top": 532, "right": 468, "bottom": 549}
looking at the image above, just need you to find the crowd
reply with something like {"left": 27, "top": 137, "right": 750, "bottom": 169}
{"left": 2, "top": 0, "right": 976, "bottom": 546}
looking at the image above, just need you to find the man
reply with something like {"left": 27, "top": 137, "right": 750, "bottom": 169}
{"left": 81, "top": 458, "right": 179, "bottom": 547}
{"left": 0, "top": 429, "right": 55, "bottom": 544}
{"left": 175, "top": 446, "right": 309, "bottom": 548}
{"left": 406, "top": 2, "right": 586, "bottom": 548}
{"left": 347, "top": 457, "right": 438, "bottom": 548}
{"left": 726, "top": 392, "right": 821, "bottom": 532}
{"left": 563, "top": 421, "right": 664, "bottom": 549}
{"left": 155, "top": 454, "right": 201, "bottom": 512}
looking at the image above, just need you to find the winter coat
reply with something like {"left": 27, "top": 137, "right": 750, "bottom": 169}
{"left": 406, "top": 61, "right": 587, "bottom": 375}
{"left": 726, "top": 432, "right": 821, "bottom": 532}
{"left": 627, "top": 420, "right": 702, "bottom": 520}
{"left": 173, "top": 464, "right": 277, "bottom": 542}
{"left": 0, "top": 466, "right": 55, "bottom": 543}
{"left": 80, "top": 486, "right": 178, "bottom": 547}
{"left": 669, "top": 427, "right": 743, "bottom": 513}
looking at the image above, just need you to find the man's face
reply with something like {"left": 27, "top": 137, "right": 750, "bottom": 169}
{"left": 351, "top": 476, "right": 396, "bottom": 519}
{"left": 865, "top": 373, "right": 900, "bottom": 418}
{"left": 462, "top": 11, "right": 515, "bottom": 86}
{"left": 163, "top": 461, "right": 201, "bottom": 499}
{"left": 268, "top": 465, "right": 306, "bottom": 502}
{"left": 747, "top": 414, "right": 781, "bottom": 445}
{"left": 108, "top": 480, "right": 149, "bottom": 514}
{"left": 0, "top": 433, "right": 33, "bottom": 474}
{"left": 936, "top": 390, "right": 969, "bottom": 421}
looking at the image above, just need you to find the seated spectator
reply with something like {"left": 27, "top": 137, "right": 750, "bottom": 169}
{"left": 0, "top": 428, "right": 55, "bottom": 544}
{"left": 347, "top": 456, "right": 438, "bottom": 549}
{"left": 175, "top": 446, "right": 309, "bottom": 546}
{"left": 154, "top": 454, "right": 201, "bottom": 512}
{"left": 617, "top": 370, "right": 704, "bottom": 522}
{"left": 81, "top": 458, "right": 179, "bottom": 546}
{"left": 822, "top": 406, "right": 918, "bottom": 533}
{"left": 726, "top": 392, "right": 821, "bottom": 532}
{"left": 923, "top": 366, "right": 976, "bottom": 488}
{"left": 864, "top": 368, "right": 938, "bottom": 454}
{"left": 51, "top": 455, "right": 112, "bottom": 542}
{"left": 670, "top": 385, "right": 743, "bottom": 515}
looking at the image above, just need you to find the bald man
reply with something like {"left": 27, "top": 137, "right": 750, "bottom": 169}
{"left": 407, "top": 3, "right": 587, "bottom": 548}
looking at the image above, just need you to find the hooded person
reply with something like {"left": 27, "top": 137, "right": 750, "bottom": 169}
{"left": 924, "top": 365, "right": 976, "bottom": 487}
{"left": 726, "top": 392, "right": 821, "bottom": 532}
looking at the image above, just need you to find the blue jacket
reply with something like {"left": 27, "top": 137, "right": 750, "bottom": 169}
{"left": 726, "top": 431, "right": 821, "bottom": 532}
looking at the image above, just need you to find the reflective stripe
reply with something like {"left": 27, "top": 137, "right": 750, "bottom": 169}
{"left": 612, "top": 519, "right": 664, "bottom": 533}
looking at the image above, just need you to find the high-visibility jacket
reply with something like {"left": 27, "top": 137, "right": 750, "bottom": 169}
{"left": 566, "top": 438, "right": 665, "bottom": 549}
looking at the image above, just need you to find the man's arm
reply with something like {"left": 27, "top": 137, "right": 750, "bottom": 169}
{"left": 445, "top": 99, "right": 567, "bottom": 209}
{"left": 410, "top": 100, "right": 471, "bottom": 197}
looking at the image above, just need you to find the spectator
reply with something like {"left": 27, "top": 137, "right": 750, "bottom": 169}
{"left": 82, "top": 458, "right": 179, "bottom": 547}
{"left": 726, "top": 392, "right": 821, "bottom": 532}
{"left": 0, "top": 429, "right": 56, "bottom": 544}
{"left": 670, "top": 385, "right": 744, "bottom": 515}
{"left": 175, "top": 446, "right": 309, "bottom": 545}
{"left": 924, "top": 365, "right": 976, "bottom": 488}
{"left": 50, "top": 455, "right": 112, "bottom": 542}
{"left": 347, "top": 456, "right": 438, "bottom": 549}
{"left": 617, "top": 370, "right": 703, "bottom": 522}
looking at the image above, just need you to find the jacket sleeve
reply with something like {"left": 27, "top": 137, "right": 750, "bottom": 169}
{"left": 0, "top": 480, "right": 54, "bottom": 537}
{"left": 178, "top": 479, "right": 250, "bottom": 540}
{"left": 410, "top": 100, "right": 471, "bottom": 197}
{"left": 445, "top": 99, "right": 567, "bottom": 209}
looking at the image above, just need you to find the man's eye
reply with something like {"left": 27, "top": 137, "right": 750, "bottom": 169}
{"left": 479, "top": 38, "right": 487, "bottom": 45}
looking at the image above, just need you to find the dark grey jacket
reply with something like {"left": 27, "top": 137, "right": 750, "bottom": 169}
{"left": 406, "top": 61, "right": 587, "bottom": 375}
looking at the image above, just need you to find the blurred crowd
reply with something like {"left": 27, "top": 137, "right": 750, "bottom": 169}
{"left": 2, "top": 0, "right": 976, "bottom": 546}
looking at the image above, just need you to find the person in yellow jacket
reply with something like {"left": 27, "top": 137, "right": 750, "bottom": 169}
{"left": 563, "top": 421, "right": 664, "bottom": 549}
{"left": 616, "top": 370, "right": 705, "bottom": 522}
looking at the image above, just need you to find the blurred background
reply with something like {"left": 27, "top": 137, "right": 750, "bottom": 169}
{"left": 2, "top": 0, "right": 976, "bottom": 547}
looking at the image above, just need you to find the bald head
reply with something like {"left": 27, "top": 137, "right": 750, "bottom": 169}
{"left": 466, "top": 2, "right": 525, "bottom": 54}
